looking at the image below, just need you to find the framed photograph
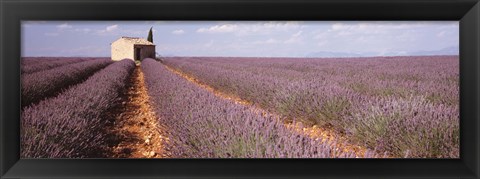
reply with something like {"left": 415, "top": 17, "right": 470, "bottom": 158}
{"left": 1, "top": 0, "right": 479, "bottom": 178}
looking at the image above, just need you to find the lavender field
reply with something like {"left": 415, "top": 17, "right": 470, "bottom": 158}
{"left": 20, "top": 56, "right": 459, "bottom": 158}
{"left": 163, "top": 56, "right": 459, "bottom": 158}
{"left": 143, "top": 58, "right": 383, "bottom": 158}
{"left": 21, "top": 58, "right": 112, "bottom": 107}
{"left": 21, "top": 58, "right": 135, "bottom": 158}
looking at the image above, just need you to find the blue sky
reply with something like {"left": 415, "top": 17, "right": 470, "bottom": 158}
{"left": 21, "top": 21, "right": 459, "bottom": 57}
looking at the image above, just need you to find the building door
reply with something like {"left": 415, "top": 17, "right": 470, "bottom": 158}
{"left": 135, "top": 47, "right": 141, "bottom": 61}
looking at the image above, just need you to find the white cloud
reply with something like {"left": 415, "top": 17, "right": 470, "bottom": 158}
{"left": 196, "top": 22, "right": 303, "bottom": 35}
{"left": 253, "top": 38, "right": 281, "bottom": 45}
{"left": 313, "top": 22, "right": 433, "bottom": 45}
{"left": 308, "top": 21, "right": 460, "bottom": 55}
{"left": 437, "top": 31, "right": 446, "bottom": 37}
{"left": 74, "top": 28, "right": 92, "bottom": 33}
{"left": 292, "top": 30, "right": 302, "bottom": 37}
{"left": 328, "top": 23, "right": 384, "bottom": 36}
{"left": 56, "top": 23, "right": 72, "bottom": 30}
{"left": 197, "top": 24, "right": 238, "bottom": 33}
{"left": 172, "top": 29, "right": 185, "bottom": 35}
{"left": 106, "top": 25, "right": 118, "bottom": 32}
{"left": 95, "top": 25, "right": 119, "bottom": 35}
{"left": 331, "top": 23, "right": 345, "bottom": 31}
{"left": 284, "top": 30, "right": 303, "bottom": 44}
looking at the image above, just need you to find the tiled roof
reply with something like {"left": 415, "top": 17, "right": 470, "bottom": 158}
{"left": 118, "top": 36, "right": 155, "bottom": 45}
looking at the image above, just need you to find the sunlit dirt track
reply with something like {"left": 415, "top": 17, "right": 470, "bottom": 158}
{"left": 105, "top": 66, "right": 171, "bottom": 158}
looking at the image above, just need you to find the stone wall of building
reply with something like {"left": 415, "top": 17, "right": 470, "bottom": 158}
{"left": 111, "top": 40, "right": 134, "bottom": 61}
{"left": 135, "top": 45, "right": 156, "bottom": 61}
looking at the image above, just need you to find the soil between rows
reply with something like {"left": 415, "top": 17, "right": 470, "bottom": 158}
{"left": 104, "top": 65, "right": 171, "bottom": 158}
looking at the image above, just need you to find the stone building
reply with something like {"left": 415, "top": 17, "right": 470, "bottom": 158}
{"left": 111, "top": 37, "right": 156, "bottom": 61}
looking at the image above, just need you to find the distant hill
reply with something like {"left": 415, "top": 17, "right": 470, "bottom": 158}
{"left": 305, "top": 51, "right": 367, "bottom": 58}
{"left": 408, "top": 46, "right": 459, "bottom": 56}
{"left": 306, "top": 46, "right": 459, "bottom": 58}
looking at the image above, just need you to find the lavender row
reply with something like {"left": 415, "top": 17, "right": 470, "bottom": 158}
{"left": 21, "top": 57, "right": 98, "bottom": 74}
{"left": 21, "top": 57, "right": 65, "bottom": 66}
{"left": 142, "top": 58, "right": 376, "bottom": 158}
{"left": 164, "top": 56, "right": 458, "bottom": 106}
{"left": 163, "top": 56, "right": 459, "bottom": 158}
{"left": 21, "top": 57, "right": 75, "bottom": 73}
{"left": 21, "top": 59, "right": 135, "bottom": 158}
{"left": 21, "top": 59, "right": 113, "bottom": 107}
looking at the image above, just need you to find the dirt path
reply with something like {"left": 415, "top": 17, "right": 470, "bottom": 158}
{"left": 105, "top": 66, "right": 171, "bottom": 158}
{"left": 164, "top": 64, "right": 380, "bottom": 158}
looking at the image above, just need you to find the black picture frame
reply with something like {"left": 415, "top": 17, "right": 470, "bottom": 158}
{"left": 1, "top": 0, "right": 479, "bottom": 178}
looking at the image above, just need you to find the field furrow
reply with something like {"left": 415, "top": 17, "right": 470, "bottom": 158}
{"left": 104, "top": 65, "right": 171, "bottom": 158}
